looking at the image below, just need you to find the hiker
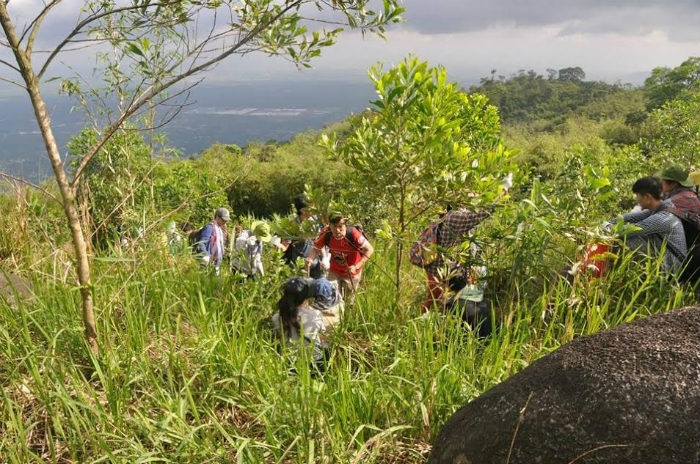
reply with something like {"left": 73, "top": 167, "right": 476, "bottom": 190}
{"left": 195, "top": 207, "right": 231, "bottom": 276}
{"left": 443, "top": 248, "right": 493, "bottom": 338}
{"left": 623, "top": 166, "right": 700, "bottom": 282}
{"left": 231, "top": 220, "right": 272, "bottom": 278}
{"left": 418, "top": 206, "right": 495, "bottom": 313}
{"left": 282, "top": 194, "right": 325, "bottom": 278}
{"left": 271, "top": 276, "right": 337, "bottom": 372}
{"left": 610, "top": 176, "right": 688, "bottom": 274}
{"left": 305, "top": 211, "right": 373, "bottom": 306}
{"left": 623, "top": 166, "right": 700, "bottom": 225}
{"left": 271, "top": 276, "right": 344, "bottom": 327}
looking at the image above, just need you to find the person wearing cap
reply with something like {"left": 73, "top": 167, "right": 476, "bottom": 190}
{"left": 231, "top": 220, "right": 272, "bottom": 278}
{"left": 196, "top": 207, "right": 231, "bottom": 276}
{"left": 658, "top": 165, "right": 700, "bottom": 226}
{"left": 271, "top": 275, "right": 344, "bottom": 331}
{"left": 306, "top": 211, "right": 373, "bottom": 306}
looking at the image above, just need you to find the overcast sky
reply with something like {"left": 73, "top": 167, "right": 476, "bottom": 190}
{"left": 231, "top": 0, "right": 700, "bottom": 86}
{"left": 3, "top": 0, "right": 700, "bottom": 89}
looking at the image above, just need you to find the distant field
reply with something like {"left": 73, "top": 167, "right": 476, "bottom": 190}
{"left": 0, "top": 79, "right": 376, "bottom": 182}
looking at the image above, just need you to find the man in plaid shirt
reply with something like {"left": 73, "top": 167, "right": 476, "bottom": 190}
{"left": 619, "top": 177, "right": 688, "bottom": 274}
{"left": 422, "top": 206, "right": 494, "bottom": 312}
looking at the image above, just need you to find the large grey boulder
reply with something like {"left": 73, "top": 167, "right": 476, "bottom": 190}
{"left": 429, "top": 306, "right": 700, "bottom": 464}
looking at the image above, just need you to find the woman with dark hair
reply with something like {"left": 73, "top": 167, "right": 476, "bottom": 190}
{"left": 272, "top": 277, "right": 343, "bottom": 371}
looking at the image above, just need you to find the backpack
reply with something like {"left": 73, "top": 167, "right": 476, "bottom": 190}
{"left": 189, "top": 226, "right": 206, "bottom": 254}
{"left": 409, "top": 222, "right": 442, "bottom": 268}
{"left": 678, "top": 219, "right": 700, "bottom": 284}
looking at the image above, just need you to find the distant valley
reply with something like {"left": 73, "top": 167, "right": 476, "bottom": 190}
{"left": 0, "top": 79, "right": 377, "bottom": 182}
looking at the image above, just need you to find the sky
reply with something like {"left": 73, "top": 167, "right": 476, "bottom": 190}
{"left": 1, "top": 0, "right": 699, "bottom": 89}
{"left": 224, "top": 0, "right": 700, "bottom": 86}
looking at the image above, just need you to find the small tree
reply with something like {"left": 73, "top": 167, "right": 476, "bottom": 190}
{"left": 643, "top": 56, "right": 700, "bottom": 110}
{"left": 639, "top": 89, "right": 700, "bottom": 168}
{"left": 0, "top": 0, "right": 403, "bottom": 352}
{"left": 323, "top": 56, "right": 517, "bottom": 295}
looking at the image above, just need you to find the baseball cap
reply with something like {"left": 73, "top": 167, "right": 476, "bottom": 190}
{"left": 215, "top": 207, "right": 231, "bottom": 221}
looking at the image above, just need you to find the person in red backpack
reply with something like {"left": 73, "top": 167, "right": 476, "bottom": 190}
{"left": 305, "top": 211, "right": 373, "bottom": 306}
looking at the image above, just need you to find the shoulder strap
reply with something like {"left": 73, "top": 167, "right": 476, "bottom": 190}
{"left": 346, "top": 226, "right": 358, "bottom": 248}
{"left": 323, "top": 226, "right": 361, "bottom": 249}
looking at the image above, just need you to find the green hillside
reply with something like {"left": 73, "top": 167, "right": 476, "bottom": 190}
{"left": 1, "top": 56, "right": 699, "bottom": 462}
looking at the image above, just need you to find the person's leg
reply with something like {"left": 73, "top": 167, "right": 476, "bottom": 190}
{"left": 328, "top": 272, "right": 358, "bottom": 307}
{"left": 327, "top": 272, "right": 345, "bottom": 300}
{"left": 345, "top": 273, "right": 362, "bottom": 307}
{"left": 422, "top": 271, "right": 443, "bottom": 313}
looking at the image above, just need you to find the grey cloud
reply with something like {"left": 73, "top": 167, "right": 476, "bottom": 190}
{"left": 400, "top": 0, "right": 700, "bottom": 42}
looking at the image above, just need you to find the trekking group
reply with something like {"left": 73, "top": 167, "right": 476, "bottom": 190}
{"left": 169, "top": 164, "right": 700, "bottom": 373}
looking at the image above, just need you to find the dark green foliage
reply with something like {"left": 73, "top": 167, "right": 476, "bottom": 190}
{"left": 68, "top": 126, "right": 158, "bottom": 250}
{"left": 643, "top": 56, "right": 700, "bottom": 110}
{"left": 470, "top": 69, "right": 631, "bottom": 126}
{"left": 219, "top": 132, "right": 349, "bottom": 218}
{"left": 638, "top": 90, "right": 700, "bottom": 167}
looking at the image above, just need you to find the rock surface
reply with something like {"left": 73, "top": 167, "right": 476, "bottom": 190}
{"left": 0, "top": 272, "right": 31, "bottom": 306}
{"left": 429, "top": 306, "right": 700, "bottom": 464}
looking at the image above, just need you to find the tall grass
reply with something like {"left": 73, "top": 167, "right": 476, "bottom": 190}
{"left": 0, "top": 232, "right": 697, "bottom": 463}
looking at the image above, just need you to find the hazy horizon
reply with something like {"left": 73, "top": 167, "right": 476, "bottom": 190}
{"left": 0, "top": 69, "right": 649, "bottom": 182}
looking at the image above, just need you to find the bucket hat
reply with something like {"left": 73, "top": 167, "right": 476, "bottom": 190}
{"left": 658, "top": 166, "right": 693, "bottom": 187}
{"left": 251, "top": 220, "right": 272, "bottom": 242}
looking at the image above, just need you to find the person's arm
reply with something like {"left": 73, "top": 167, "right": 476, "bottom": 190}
{"left": 621, "top": 212, "right": 672, "bottom": 239}
{"left": 305, "top": 233, "right": 324, "bottom": 274}
{"left": 621, "top": 208, "right": 653, "bottom": 224}
{"left": 348, "top": 238, "right": 374, "bottom": 274}
{"left": 444, "top": 209, "right": 492, "bottom": 237}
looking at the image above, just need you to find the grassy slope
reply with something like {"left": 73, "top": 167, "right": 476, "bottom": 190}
{"left": 0, "top": 235, "right": 695, "bottom": 463}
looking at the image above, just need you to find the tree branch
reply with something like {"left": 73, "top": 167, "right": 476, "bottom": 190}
{"left": 0, "top": 170, "right": 61, "bottom": 204}
{"left": 70, "top": 0, "right": 305, "bottom": 185}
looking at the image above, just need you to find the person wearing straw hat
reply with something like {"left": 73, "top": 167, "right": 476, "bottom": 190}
{"left": 622, "top": 166, "right": 700, "bottom": 228}
{"left": 231, "top": 219, "right": 272, "bottom": 278}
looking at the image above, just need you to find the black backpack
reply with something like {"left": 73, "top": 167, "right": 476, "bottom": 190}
{"left": 189, "top": 226, "right": 205, "bottom": 254}
{"left": 678, "top": 219, "right": 700, "bottom": 284}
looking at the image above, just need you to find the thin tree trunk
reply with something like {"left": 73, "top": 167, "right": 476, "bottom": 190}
{"left": 0, "top": 6, "right": 99, "bottom": 353}
{"left": 29, "top": 87, "right": 98, "bottom": 353}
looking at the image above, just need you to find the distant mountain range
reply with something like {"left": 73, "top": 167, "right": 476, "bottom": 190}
{"left": 0, "top": 80, "right": 379, "bottom": 182}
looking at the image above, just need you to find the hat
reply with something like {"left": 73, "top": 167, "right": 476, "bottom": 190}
{"left": 251, "top": 220, "right": 272, "bottom": 242}
{"left": 215, "top": 207, "right": 231, "bottom": 221}
{"left": 328, "top": 210, "right": 346, "bottom": 224}
{"left": 658, "top": 166, "right": 693, "bottom": 187}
